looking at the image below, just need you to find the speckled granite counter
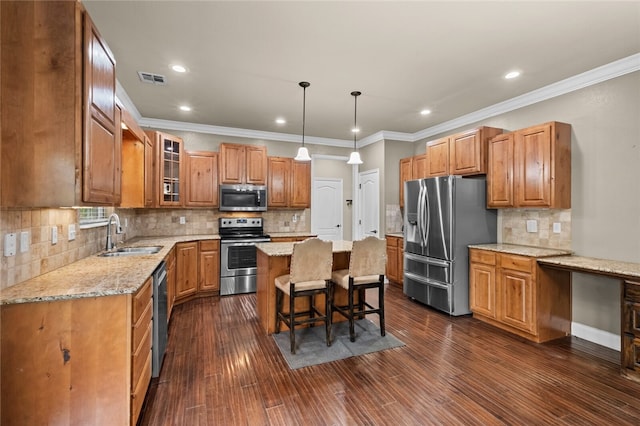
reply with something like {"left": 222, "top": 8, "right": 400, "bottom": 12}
{"left": 0, "top": 235, "right": 220, "bottom": 305}
{"left": 468, "top": 243, "right": 572, "bottom": 258}
{"left": 256, "top": 240, "right": 352, "bottom": 257}
{"left": 538, "top": 256, "right": 640, "bottom": 280}
{"left": 386, "top": 232, "right": 403, "bottom": 238}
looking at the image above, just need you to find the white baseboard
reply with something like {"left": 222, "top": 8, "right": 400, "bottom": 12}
{"left": 571, "top": 322, "right": 620, "bottom": 351}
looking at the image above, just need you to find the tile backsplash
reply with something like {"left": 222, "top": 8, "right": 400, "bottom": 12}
{"left": 386, "top": 204, "right": 403, "bottom": 234}
{"left": 1, "top": 207, "right": 309, "bottom": 289}
{"left": 500, "top": 209, "right": 571, "bottom": 250}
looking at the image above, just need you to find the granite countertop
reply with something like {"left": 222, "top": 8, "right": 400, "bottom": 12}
{"left": 386, "top": 232, "right": 404, "bottom": 238}
{"left": 256, "top": 240, "right": 353, "bottom": 257}
{"left": 468, "top": 243, "right": 573, "bottom": 258}
{"left": 0, "top": 234, "right": 220, "bottom": 306}
{"left": 538, "top": 256, "right": 640, "bottom": 280}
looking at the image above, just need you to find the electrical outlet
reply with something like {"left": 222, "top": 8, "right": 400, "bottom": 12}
{"left": 4, "top": 233, "right": 17, "bottom": 257}
{"left": 526, "top": 220, "right": 538, "bottom": 233}
{"left": 20, "top": 231, "right": 29, "bottom": 253}
{"left": 292, "top": 214, "right": 298, "bottom": 223}
{"left": 553, "top": 222, "right": 562, "bottom": 233}
{"left": 68, "top": 224, "right": 76, "bottom": 241}
{"left": 51, "top": 226, "right": 58, "bottom": 245}
{"left": 179, "top": 216, "right": 186, "bottom": 225}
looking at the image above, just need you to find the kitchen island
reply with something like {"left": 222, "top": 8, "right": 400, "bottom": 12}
{"left": 255, "top": 240, "right": 354, "bottom": 335}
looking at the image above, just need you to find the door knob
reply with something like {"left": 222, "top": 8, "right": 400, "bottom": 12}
{"left": 336, "top": 224, "right": 341, "bottom": 228}
{"left": 370, "top": 230, "right": 378, "bottom": 234}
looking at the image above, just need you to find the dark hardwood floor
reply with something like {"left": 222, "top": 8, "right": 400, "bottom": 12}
{"left": 140, "top": 284, "right": 640, "bottom": 425}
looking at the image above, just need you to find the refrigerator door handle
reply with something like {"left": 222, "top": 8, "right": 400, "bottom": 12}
{"left": 404, "top": 252, "right": 450, "bottom": 267}
{"left": 404, "top": 271, "right": 449, "bottom": 290}
{"left": 423, "top": 181, "right": 430, "bottom": 248}
{"left": 417, "top": 183, "right": 425, "bottom": 247}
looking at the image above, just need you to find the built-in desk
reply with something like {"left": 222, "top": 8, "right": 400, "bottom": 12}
{"left": 255, "top": 240, "right": 353, "bottom": 335}
{"left": 537, "top": 255, "right": 640, "bottom": 383}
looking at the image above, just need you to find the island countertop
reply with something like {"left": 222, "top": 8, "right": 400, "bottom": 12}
{"left": 256, "top": 240, "right": 353, "bottom": 257}
{"left": 0, "top": 235, "right": 220, "bottom": 305}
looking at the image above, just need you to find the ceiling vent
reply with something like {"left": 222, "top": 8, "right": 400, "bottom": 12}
{"left": 137, "top": 71, "right": 166, "bottom": 85}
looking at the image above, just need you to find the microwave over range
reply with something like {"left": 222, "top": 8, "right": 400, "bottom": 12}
{"left": 219, "top": 184, "right": 267, "bottom": 212}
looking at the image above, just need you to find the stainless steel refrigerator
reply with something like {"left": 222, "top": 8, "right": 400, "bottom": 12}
{"left": 403, "top": 175, "right": 497, "bottom": 315}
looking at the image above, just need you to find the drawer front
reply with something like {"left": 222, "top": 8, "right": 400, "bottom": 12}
{"left": 499, "top": 254, "right": 534, "bottom": 273}
{"left": 470, "top": 249, "right": 496, "bottom": 266}
{"left": 132, "top": 277, "right": 152, "bottom": 323}
{"left": 200, "top": 240, "right": 219, "bottom": 251}
{"left": 132, "top": 300, "right": 152, "bottom": 351}
{"left": 386, "top": 236, "right": 400, "bottom": 249}
{"left": 131, "top": 350, "right": 152, "bottom": 426}
{"left": 625, "top": 281, "right": 640, "bottom": 303}
{"left": 623, "top": 300, "right": 640, "bottom": 336}
{"left": 132, "top": 321, "right": 152, "bottom": 383}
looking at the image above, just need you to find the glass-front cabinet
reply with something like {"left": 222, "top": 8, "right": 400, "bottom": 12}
{"left": 145, "top": 131, "right": 184, "bottom": 207}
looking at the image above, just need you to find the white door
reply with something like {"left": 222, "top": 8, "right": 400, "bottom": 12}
{"left": 312, "top": 178, "right": 343, "bottom": 241}
{"left": 357, "top": 169, "right": 380, "bottom": 239}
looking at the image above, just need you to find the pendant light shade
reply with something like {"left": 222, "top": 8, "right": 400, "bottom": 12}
{"left": 347, "top": 90, "right": 363, "bottom": 165}
{"left": 294, "top": 81, "right": 312, "bottom": 162}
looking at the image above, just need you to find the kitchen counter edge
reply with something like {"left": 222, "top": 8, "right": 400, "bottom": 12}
{"left": 0, "top": 235, "right": 221, "bottom": 306}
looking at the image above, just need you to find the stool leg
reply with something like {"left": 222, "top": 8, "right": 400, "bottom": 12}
{"left": 289, "top": 284, "right": 296, "bottom": 354}
{"left": 325, "top": 281, "right": 332, "bottom": 347}
{"left": 348, "top": 278, "right": 355, "bottom": 342}
{"left": 309, "top": 294, "right": 315, "bottom": 327}
{"left": 378, "top": 276, "right": 386, "bottom": 337}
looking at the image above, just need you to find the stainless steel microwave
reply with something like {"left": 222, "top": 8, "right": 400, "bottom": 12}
{"left": 219, "top": 184, "right": 267, "bottom": 211}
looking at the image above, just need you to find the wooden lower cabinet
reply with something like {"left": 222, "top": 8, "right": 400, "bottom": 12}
{"left": 166, "top": 247, "right": 177, "bottom": 319}
{"left": 199, "top": 240, "right": 220, "bottom": 293}
{"left": 623, "top": 280, "right": 640, "bottom": 382}
{"left": 385, "top": 235, "right": 403, "bottom": 286}
{"left": 175, "top": 241, "right": 199, "bottom": 301}
{"left": 469, "top": 248, "right": 571, "bottom": 343}
{"left": 1, "top": 295, "right": 134, "bottom": 425}
{"left": 131, "top": 278, "right": 153, "bottom": 426}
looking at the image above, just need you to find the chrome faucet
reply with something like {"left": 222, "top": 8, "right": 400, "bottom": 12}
{"left": 105, "top": 213, "right": 123, "bottom": 251}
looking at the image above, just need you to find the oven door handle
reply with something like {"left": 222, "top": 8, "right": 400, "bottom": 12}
{"left": 221, "top": 239, "right": 271, "bottom": 245}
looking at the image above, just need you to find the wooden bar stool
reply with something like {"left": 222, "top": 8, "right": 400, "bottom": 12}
{"left": 331, "top": 236, "right": 387, "bottom": 342}
{"left": 275, "top": 238, "right": 334, "bottom": 354}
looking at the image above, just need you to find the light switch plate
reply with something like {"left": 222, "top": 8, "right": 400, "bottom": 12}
{"left": 4, "top": 233, "right": 17, "bottom": 257}
{"left": 526, "top": 220, "right": 538, "bottom": 233}
{"left": 20, "top": 231, "right": 29, "bottom": 253}
{"left": 553, "top": 222, "right": 562, "bottom": 233}
{"left": 68, "top": 224, "right": 76, "bottom": 241}
{"left": 179, "top": 216, "right": 186, "bottom": 225}
{"left": 51, "top": 226, "right": 58, "bottom": 245}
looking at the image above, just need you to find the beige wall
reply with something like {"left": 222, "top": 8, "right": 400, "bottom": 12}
{"left": 415, "top": 71, "right": 640, "bottom": 340}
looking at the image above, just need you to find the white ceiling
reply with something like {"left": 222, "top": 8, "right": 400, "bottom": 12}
{"left": 83, "top": 1, "right": 640, "bottom": 145}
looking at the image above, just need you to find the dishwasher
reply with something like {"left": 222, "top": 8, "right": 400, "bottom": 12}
{"left": 152, "top": 261, "right": 168, "bottom": 378}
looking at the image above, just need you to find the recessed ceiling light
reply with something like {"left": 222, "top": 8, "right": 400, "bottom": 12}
{"left": 505, "top": 71, "right": 521, "bottom": 79}
{"left": 179, "top": 105, "right": 192, "bottom": 112}
{"left": 351, "top": 127, "right": 360, "bottom": 133}
{"left": 420, "top": 109, "right": 431, "bottom": 116}
{"left": 171, "top": 64, "right": 187, "bottom": 73}
{"left": 275, "top": 118, "right": 286, "bottom": 125}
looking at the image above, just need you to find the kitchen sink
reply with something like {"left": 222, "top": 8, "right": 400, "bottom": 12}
{"left": 98, "top": 246, "right": 163, "bottom": 257}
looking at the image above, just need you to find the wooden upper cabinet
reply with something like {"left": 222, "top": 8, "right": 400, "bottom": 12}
{"left": 487, "top": 133, "right": 515, "bottom": 207}
{"left": 515, "top": 122, "right": 571, "bottom": 208}
{"left": 267, "top": 157, "right": 290, "bottom": 207}
{"left": 185, "top": 151, "right": 219, "bottom": 207}
{"left": 290, "top": 160, "right": 311, "bottom": 208}
{"left": 399, "top": 154, "right": 427, "bottom": 208}
{"left": 426, "top": 137, "right": 450, "bottom": 177}
{"left": 120, "top": 107, "right": 147, "bottom": 208}
{"left": 267, "top": 157, "right": 311, "bottom": 208}
{"left": 219, "top": 143, "right": 267, "bottom": 185}
{"left": 1, "top": 2, "right": 119, "bottom": 207}
{"left": 488, "top": 121, "right": 571, "bottom": 209}
{"left": 426, "top": 127, "right": 501, "bottom": 178}
{"left": 146, "top": 131, "right": 184, "bottom": 207}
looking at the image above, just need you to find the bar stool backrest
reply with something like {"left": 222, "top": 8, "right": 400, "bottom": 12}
{"left": 349, "top": 237, "right": 387, "bottom": 278}
{"left": 290, "top": 238, "right": 333, "bottom": 283}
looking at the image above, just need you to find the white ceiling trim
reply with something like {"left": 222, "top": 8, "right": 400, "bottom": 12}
{"left": 412, "top": 53, "right": 640, "bottom": 141}
{"left": 122, "top": 53, "right": 639, "bottom": 149}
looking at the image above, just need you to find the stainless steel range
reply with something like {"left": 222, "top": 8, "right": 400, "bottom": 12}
{"left": 219, "top": 217, "right": 271, "bottom": 295}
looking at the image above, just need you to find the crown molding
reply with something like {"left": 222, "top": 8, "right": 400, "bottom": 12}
{"left": 413, "top": 53, "right": 640, "bottom": 141}
{"left": 124, "top": 53, "right": 640, "bottom": 148}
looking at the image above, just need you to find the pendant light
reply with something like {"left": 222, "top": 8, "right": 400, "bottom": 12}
{"left": 294, "top": 81, "right": 312, "bottom": 162}
{"left": 347, "top": 90, "right": 363, "bottom": 165}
